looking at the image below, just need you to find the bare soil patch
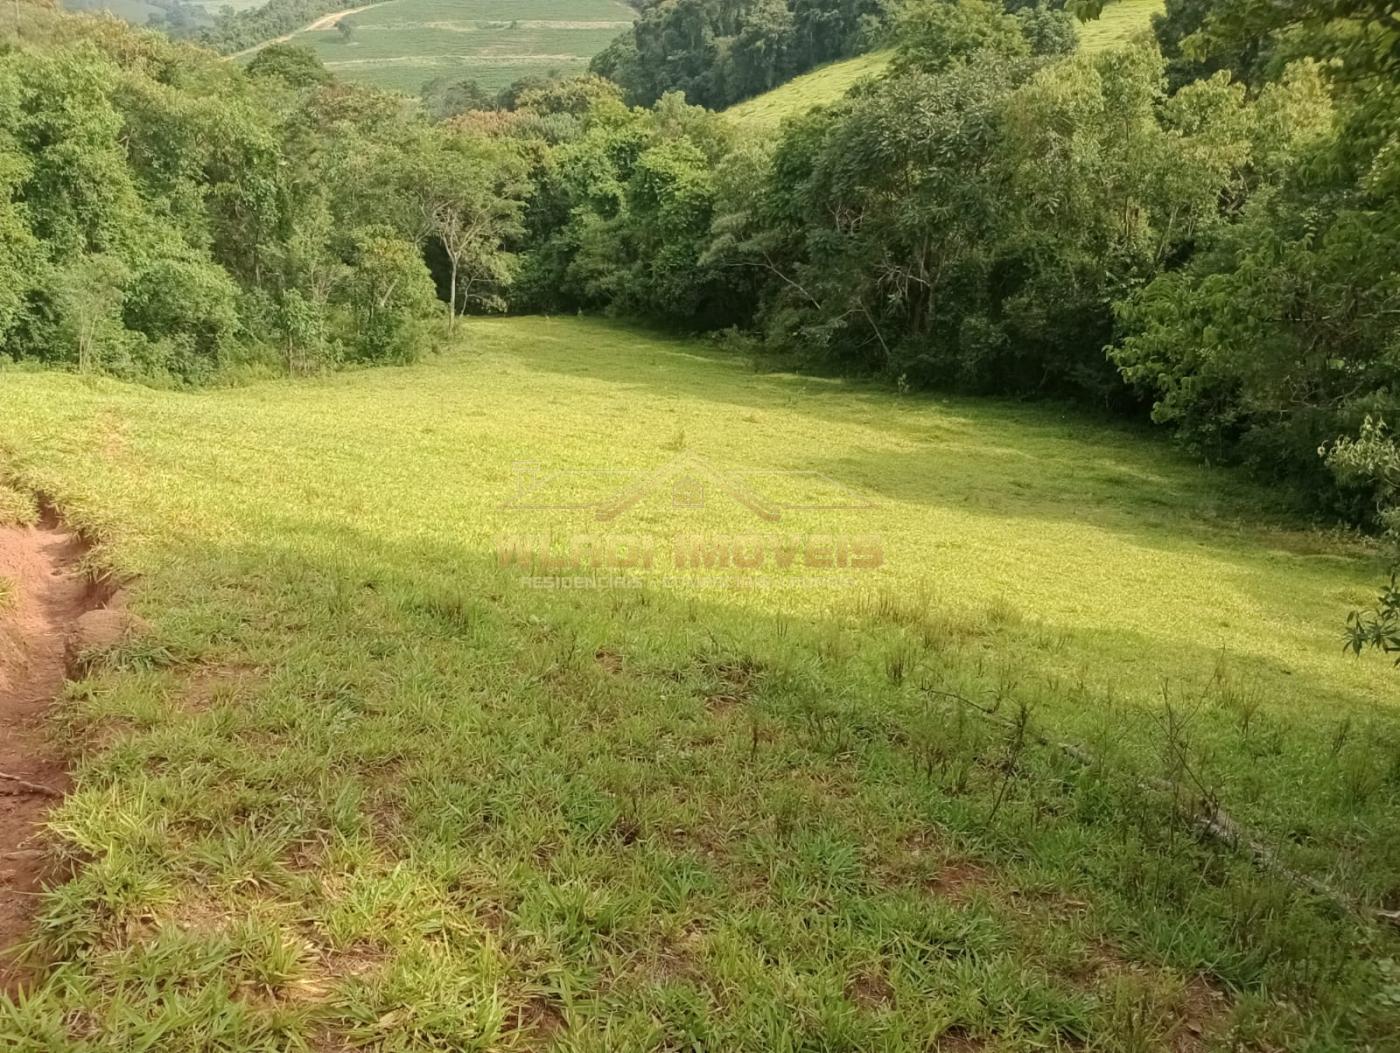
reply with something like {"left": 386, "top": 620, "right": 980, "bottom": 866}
{"left": 0, "top": 507, "right": 116, "bottom": 991}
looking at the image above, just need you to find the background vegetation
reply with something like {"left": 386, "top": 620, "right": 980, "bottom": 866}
{"left": 1, "top": 1, "right": 529, "bottom": 380}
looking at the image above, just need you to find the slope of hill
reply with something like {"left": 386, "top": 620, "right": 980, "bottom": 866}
{"left": 1078, "top": 0, "right": 1165, "bottom": 52}
{"left": 727, "top": 0, "right": 1165, "bottom": 130}
{"left": 2, "top": 314, "right": 1395, "bottom": 1047}
{"left": 725, "top": 50, "right": 894, "bottom": 129}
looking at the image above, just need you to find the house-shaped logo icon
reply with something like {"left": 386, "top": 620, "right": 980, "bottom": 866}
{"left": 503, "top": 453, "right": 874, "bottom": 523}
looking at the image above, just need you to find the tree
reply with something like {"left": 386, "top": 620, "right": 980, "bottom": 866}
{"left": 1112, "top": 66, "right": 1394, "bottom": 492}
{"left": 399, "top": 134, "right": 529, "bottom": 331}
{"left": 246, "top": 42, "right": 332, "bottom": 87}
{"left": 890, "top": 0, "right": 1030, "bottom": 75}
{"left": 344, "top": 226, "right": 437, "bottom": 363}
{"left": 123, "top": 256, "right": 240, "bottom": 377}
{"left": 1015, "top": 2, "right": 1079, "bottom": 56}
{"left": 54, "top": 254, "right": 129, "bottom": 374}
{"left": 419, "top": 77, "right": 495, "bottom": 121}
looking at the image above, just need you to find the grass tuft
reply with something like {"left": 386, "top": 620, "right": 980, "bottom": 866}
{"left": 0, "top": 481, "right": 40, "bottom": 527}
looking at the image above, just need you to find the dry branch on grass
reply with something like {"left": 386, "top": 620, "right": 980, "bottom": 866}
{"left": 0, "top": 770, "right": 62, "bottom": 798}
{"left": 922, "top": 687, "right": 1400, "bottom": 931}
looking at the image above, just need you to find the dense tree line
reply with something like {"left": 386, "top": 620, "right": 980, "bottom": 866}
{"left": 0, "top": 11, "right": 526, "bottom": 381}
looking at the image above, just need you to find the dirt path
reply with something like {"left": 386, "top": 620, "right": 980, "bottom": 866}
{"left": 0, "top": 514, "right": 95, "bottom": 991}
{"left": 227, "top": 2, "right": 392, "bottom": 61}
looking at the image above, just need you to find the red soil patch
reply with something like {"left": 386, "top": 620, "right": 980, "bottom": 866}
{"left": 845, "top": 967, "right": 895, "bottom": 1009}
{"left": 0, "top": 510, "right": 113, "bottom": 991}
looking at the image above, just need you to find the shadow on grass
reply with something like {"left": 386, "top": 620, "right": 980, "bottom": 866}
{"left": 7, "top": 508, "right": 1396, "bottom": 1049}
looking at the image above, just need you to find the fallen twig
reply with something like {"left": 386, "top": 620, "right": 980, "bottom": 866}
{"left": 922, "top": 687, "right": 1400, "bottom": 931}
{"left": 0, "top": 770, "right": 63, "bottom": 798}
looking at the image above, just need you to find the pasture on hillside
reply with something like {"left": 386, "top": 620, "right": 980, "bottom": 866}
{"left": 273, "top": 0, "right": 637, "bottom": 93}
{"left": 1, "top": 317, "right": 1397, "bottom": 1050}
{"left": 727, "top": 0, "right": 1165, "bottom": 129}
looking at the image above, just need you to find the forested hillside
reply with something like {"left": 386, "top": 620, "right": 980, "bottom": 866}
{"left": 534, "top": 0, "right": 1399, "bottom": 533}
{"left": 723, "top": 0, "right": 1162, "bottom": 128}
{"left": 0, "top": 1, "right": 526, "bottom": 381}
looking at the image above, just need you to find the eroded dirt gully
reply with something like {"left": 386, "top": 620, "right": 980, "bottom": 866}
{"left": 0, "top": 505, "right": 116, "bottom": 991}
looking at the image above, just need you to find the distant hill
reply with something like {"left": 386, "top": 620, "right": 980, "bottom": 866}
{"left": 268, "top": 0, "right": 637, "bottom": 93}
{"left": 61, "top": 0, "right": 637, "bottom": 94}
{"left": 726, "top": 0, "right": 1165, "bottom": 131}
{"left": 61, "top": 0, "right": 265, "bottom": 31}
{"left": 1077, "top": 0, "right": 1165, "bottom": 53}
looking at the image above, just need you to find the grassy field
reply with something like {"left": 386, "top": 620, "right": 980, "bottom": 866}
{"left": 268, "top": 0, "right": 636, "bottom": 94}
{"left": 0, "top": 317, "right": 1398, "bottom": 1049}
{"left": 727, "top": 0, "right": 1165, "bottom": 130}
{"left": 725, "top": 50, "right": 894, "bottom": 129}
{"left": 1078, "top": 0, "right": 1166, "bottom": 53}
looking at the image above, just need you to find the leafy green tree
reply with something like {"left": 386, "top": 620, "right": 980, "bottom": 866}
{"left": 1112, "top": 69, "right": 1394, "bottom": 492}
{"left": 123, "top": 256, "right": 240, "bottom": 376}
{"left": 395, "top": 133, "right": 530, "bottom": 330}
{"left": 11, "top": 50, "right": 147, "bottom": 256}
{"left": 1014, "top": 1, "right": 1078, "bottom": 56}
{"left": 419, "top": 77, "right": 496, "bottom": 121}
{"left": 890, "top": 0, "right": 1030, "bottom": 74}
{"left": 53, "top": 254, "right": 130, "bottom": 374}
{"left": 755, "top": 60, "right": 1020, "bottom": 376}
{"left": 994, "top": 45, "right": 1256, "bottom": 396}
{"left": 343, "top": 226, "right": 437, "bottom": 363}
{"left": 276, "top": 287, "right": 329, "bottom": 375}
{"left": 246, "top": 43, "right": 332, "bottom": 87}
{"left": 0, "top": 69, "right": 39, "bottom": 352}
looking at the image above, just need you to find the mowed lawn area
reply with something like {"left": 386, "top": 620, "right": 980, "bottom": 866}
{"left": 1, "top": 317, "right": 1397, "bottom": 1049}
{"left": 285, "top": 0, "right": 636, "bottom": 94}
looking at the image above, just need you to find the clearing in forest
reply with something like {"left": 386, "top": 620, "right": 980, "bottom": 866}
{"left": 0, "top": 316, "right": 1395, "bottom": 1048}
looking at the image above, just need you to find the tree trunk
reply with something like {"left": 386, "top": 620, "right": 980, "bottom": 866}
{"left": 448, "top": 255, "right": 458, "bottom": 334}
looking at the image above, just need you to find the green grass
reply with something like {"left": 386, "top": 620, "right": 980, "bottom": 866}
{"left": 726, "top": 50, "right": 893, "bottom": 129}
{"left": 1079, "top": 0, "right": 1165, "bottom": 54}
{"left": 0, "top": 316, "right": 1397, "bottom": 1049}
{"left": 274, "top": 0, "right": 637, "bottom": 94}
{"left": 0, "top": 480, "right": 39, "bottom": 527}
{"left": 727, "top": 0, "right": 1165, "bottom": 130}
